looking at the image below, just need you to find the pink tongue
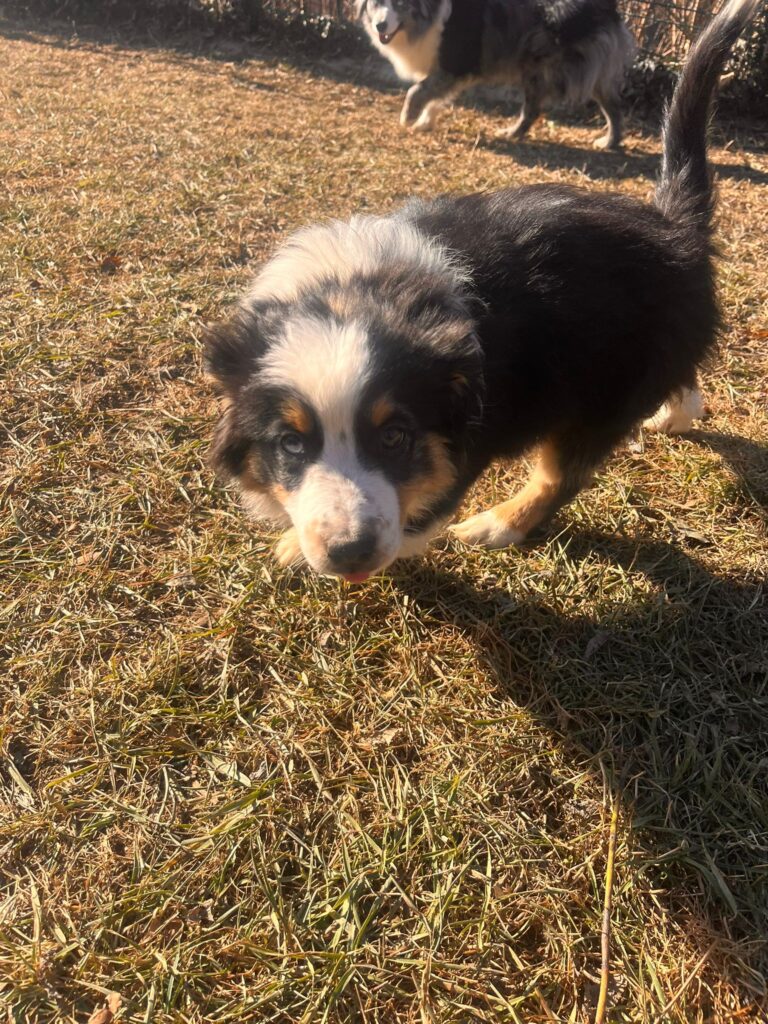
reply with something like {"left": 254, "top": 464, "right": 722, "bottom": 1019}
{"left": 342, "top": 572, "right": 371, "bottom": 584}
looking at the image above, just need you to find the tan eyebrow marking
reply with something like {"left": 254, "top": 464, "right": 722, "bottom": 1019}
{"left": 371, "top": 395, "right": 396, "bottom": 428}
{"left": 280, "top": 398, "right": 312, "bottom": 434}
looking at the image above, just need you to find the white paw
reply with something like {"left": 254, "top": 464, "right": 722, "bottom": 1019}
{"left": 411, "top": 115, "right": 435, "bottom": 132}
{"left": 396, "top": 517, "right": 449, "bottom": 559}
{"left": 449, "top": 510, "right": 525, "bottom": 549}
{"left": 274, "top": 528, "right": 305, "bottom": 568}
{"left": 643, "top": 388, "right": 705, "bottom": 435}
{"left": 593, "top": 134, "right": 620, "bottom": 151}
{"left": 495, "top": 125, "right": 525, "bottom": 141}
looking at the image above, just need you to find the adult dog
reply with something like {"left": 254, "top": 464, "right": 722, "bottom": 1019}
{"left": 356, "top": 0, "right": 636, "bottom": 149}
{"left": 205, "top": 0, "right": 759, "bottom": 583}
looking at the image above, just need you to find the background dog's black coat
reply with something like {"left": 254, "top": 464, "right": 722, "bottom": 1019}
{"left": 438, "top": 0, "right": 625, "bottom": 77}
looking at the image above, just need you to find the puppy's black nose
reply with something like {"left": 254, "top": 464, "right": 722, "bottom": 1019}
{"left": 327, "top": 532, "right": 378, "bottom": 573}
{"left": 375, "top": 19, "right": 388, "bottom": 32}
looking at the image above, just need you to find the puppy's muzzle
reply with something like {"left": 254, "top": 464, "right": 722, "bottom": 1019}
{"left": 325, "top": 525, "right": 380, "bottom": 581}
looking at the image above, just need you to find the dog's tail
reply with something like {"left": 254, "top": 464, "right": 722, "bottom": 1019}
{"left": 655, "top": 0, "right": 762, "bottom": 231}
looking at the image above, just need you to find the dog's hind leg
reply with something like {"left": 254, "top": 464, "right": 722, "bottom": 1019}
{"left": 593, "top": 86, "right": 624, "bottom": 150}
{"left": 450, "top": 429, "right": 613, "bottom": 549}
{"left": 643, "top": 384, "right": 705, "bottom": 434}
{"left": 400, "top": 72, "right": 462, "bottom": 130}
{"left": 495, "top": 78, "right": 543, "bottom": 140}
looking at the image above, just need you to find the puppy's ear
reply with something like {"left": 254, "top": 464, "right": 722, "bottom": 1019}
{"left": 353, "top": 0, "right": 367, "bottom": 18}
{"left": 446, "top": 338, "right": 485, "bottom": 434}
{"left": 203, "top": 312, "right": 263, "bottom": 481}
{"left": 203, "top": 312, "right": 262, "bottom": 396}
{"left": 209, "top": 404, "right": 251, "bottom": 481}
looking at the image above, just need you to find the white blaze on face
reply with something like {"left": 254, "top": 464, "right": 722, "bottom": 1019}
{"left": 260, "top": 316, "right": 402, "bottom": 576}
{"left": 367, "top": 0, "right": 401, "bottom": 38}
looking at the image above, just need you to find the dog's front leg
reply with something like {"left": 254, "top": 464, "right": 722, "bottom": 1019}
{"left": 274, "top": 527, "right": 305, "bottom": 567}
{"left": 400, "top": 72, "right": 460, "bottom": 131}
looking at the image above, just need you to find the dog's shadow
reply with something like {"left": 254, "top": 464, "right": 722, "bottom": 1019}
{"left": 688, "top": 428, "right": 768, "bottom": 511}
{"left": 388, "top": 512, "right": 768, "bottom": 995}
{"left": 478, "top": 131, "right": 768, "bottom": 185}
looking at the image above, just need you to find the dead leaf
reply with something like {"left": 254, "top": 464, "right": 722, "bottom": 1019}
{"left": 187, "top": 899, "right": 214, "bottom": 926}
{"left": 99, "top": 254, "right": 122, "bottom": 275}
{"left": 87, "top": 1011, "right": 111, "bottom": 1024}
{"left": 87, "top": 994, "right": 121, "bottom": 1024}
{"left": 377, "top": 727, "right": 401, "bottom": 746}
{"left": 583, "top": 631, "right": 610, "bottom": 660}
{"left": 679, "top": 528, "right": 713, "bottom": 547}
{"left": 358, "top": 727, "right": 401, "bottom": 753}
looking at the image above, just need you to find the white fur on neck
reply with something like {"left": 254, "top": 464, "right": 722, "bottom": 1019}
{"left": 366, "top": 0, "right": 451, "bottom": 82}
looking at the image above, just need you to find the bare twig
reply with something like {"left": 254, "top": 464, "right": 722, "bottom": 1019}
{"left": 595, "top": 800, "right": 620, "bottom": 1024}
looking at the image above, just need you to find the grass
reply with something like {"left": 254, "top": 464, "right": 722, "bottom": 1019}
{"left": 1, "top": 12, "right": 767, "bottom": 1023}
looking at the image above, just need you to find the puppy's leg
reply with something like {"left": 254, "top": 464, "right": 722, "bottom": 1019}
{"left": 593, "top": 87, "right": 624, "bottom": 150}
{"left": 496, "top": 79, "right": 543, "bottom": 140}
{"left": 643, "top": 385, "right": 705, "bottom": 435}
{"left": 450, "top": 434, "right": 598, "bottom": 549}
{"left": 274, "top": 527, "right": 305, "bottom": 567}
{"left": 401, "top": 72, "right": 461, "bottom": 130}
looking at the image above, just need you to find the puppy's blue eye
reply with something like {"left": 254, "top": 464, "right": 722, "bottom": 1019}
{"left": 381, "top": 425, "right": 408, "bottom": 450}
{"left": 280, "top": 432, "right": 305, "bottom": 456}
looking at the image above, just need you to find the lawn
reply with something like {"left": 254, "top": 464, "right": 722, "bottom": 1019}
{"left": 1, "top": 12, "right": 767, "bottom": 1023}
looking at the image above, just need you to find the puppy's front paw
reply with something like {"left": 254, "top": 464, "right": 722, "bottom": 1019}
{"left": 274, "top": 528, "right": 305, "bottom": 568}
{"left": 449, "top": 509, "right": 525, "bottom": 549}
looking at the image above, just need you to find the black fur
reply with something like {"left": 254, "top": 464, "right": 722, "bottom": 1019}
{"left": 358, "top": 0, "right": 636, "bottom": 147}
{"left": 399, "top": 0, "right": 763, "bottom": 536}
{"left": 406, "top": 183, "right": 718, "bottom": 528}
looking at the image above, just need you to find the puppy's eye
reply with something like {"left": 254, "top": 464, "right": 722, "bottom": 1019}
{"left": 381, "top": 425, "right": 409, "bottom": 450}
{"left": 280, "top": 432, "right": 305, "bottom": 456}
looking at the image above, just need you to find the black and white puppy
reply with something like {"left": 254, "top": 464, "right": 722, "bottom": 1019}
{"left": 205, "top": 0, "right": 757, "bottom": 583}
{"left": 356, "top": 0, "right": 636, "bottom": 149}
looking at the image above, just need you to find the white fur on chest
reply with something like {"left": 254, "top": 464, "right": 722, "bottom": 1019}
{"left": 368, "top": 0, "right": 451, "bottom": 82}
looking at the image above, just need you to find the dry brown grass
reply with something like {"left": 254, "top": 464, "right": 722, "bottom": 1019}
{"left": 1, "top": 14, "right": 767, "bottom": 1023}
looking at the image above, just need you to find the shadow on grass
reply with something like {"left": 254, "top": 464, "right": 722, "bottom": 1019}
{"left": 392, "top": 525, "right": 768, "bottom": 997}
{"left": 478, "top": 134, "right": 768, "bottom": 185}
{"left": 689, "top": 429, "right": 768, "bottom": 513}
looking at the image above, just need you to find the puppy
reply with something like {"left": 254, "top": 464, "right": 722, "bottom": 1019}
{"left": 205, "top": 0, "right": 759, "bottom": 582}
{"left": 356, "top": 0, "right": 636, "bottom": 149}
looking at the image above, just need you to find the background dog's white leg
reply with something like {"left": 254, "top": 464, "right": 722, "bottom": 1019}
{"left": 400, "top": 72, "right": 461, "bottom": 130}
{"left": 412, "top": 100, "right": 442, "bottom": 132}
{"left": 643, "top": 386, "right": 705, "bottom": 434}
